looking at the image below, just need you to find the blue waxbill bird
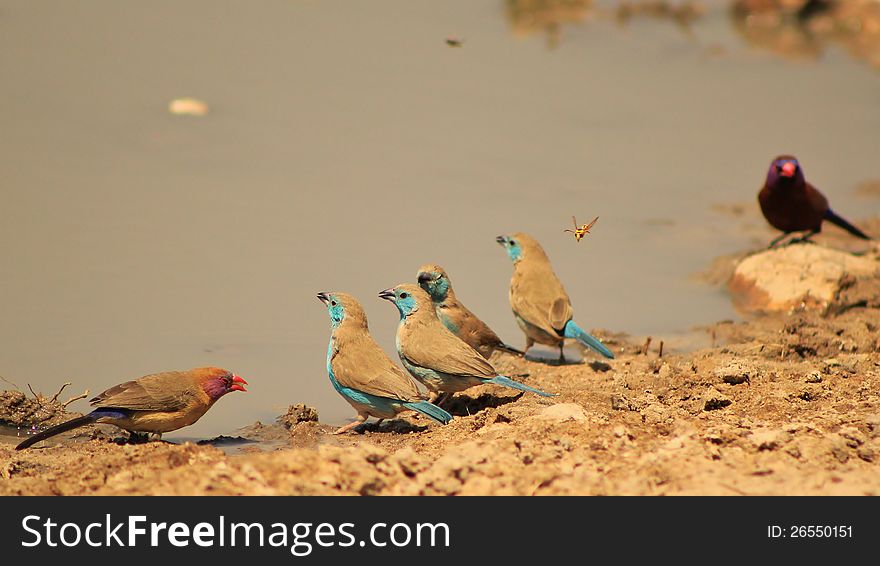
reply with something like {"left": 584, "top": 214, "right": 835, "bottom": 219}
{"left": 379, "top": 283, "right": 554, "bottom": 404}
{"left": 318, "top": 291, "right": 452, "bottom": 434}
{"left": 417, "top": 263, "right": 524, "bottom": 360}
{"left": 496, "top": 232, "right": 614, "bottom": 363}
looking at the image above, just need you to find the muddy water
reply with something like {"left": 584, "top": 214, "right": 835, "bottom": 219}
{"left": 1, "top": 1, "right": 878, "bottom": 438}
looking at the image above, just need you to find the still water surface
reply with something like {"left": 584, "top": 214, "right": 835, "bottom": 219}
{"left": 1, "top": 1, "right": 878, "bottom": 436}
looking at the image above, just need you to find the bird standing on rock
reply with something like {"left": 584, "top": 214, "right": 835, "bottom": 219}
{"left": 379, "top": 283, "right": 554, "bottom": 405}
{"left": 15, "top": 367, "right": 247, "bottom": 450}
{"left": 496, "top": 233, "right": 615, "bottom": 363}
{"left": 417, "top": 263, "right": 524, "bottom": 360}
{"left": 758, "top": 155, "right": 871, "bottom": 247}
{"left": 318, "top": 292, "right": 452, "bottom": 434}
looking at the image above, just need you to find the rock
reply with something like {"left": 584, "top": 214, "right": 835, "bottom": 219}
{"left": 611, "top": 394, "right": 641, "bottom": 412}
{"left": 640, "top": 403, "right": 668, "bottom": 425}
{"left": 749, "top": 428, "right": 790, "bottom": 451}
{"left": 804, "top": 371, "right": 822, "bottom": 383}
{"left": 727, "top": 245, "right": 879, "bottom": 313}
{"left": 713, "top": 361, "right": 755, "bottom": 385}
{"left": 276, "top": 404, "right": 319, "bottom": 429}
{"left": 535, "top": 403, "right": 588, "bottom": 423}
{"left": 823, "top": 358, "right": 857, "bottom": 374}
{"left": 702, "top": 387, "right": 732, "bottom": 411}
{"left": 390, "top": 447, "right": 429, "bottom": 477}
{"left": 838, "top": 427, "right": 865, "bottom": 448}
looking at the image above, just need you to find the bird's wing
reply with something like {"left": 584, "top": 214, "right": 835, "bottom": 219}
{"left": 805, "top": 182, "right": 830, "bottom": 213}
{"left": 90, "top": 371, "right": 194, "bottom": 411}
{"left": 512, "top": 265, "right": 573, "bottom": 334}
{"left": 331, "top": 331, "right": 422, "bottom": 402}
{"left": 447, "top": 302, "right": 504, "bottom": 350}
{"left": 461, "top": 315, "right": 505, "bottom": 351}
{"left": 512, "top": 290, "right": 572, "bottom": 335}
{"left": 549, "top": 297, "right": 573, "bottom": 331}
{"left": 403, "top": 318, "right": 497, "bottom": 379}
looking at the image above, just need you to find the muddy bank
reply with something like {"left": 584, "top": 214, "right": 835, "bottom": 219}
{"left": 2, "top": 282, "right": 878, "bottom": 495}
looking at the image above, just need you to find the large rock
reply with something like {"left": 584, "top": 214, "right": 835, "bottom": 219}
{"left": 727, "top": 245, "right": 880, "bottom": 313}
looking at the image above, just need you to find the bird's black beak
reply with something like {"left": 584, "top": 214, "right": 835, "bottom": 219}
{"left": 496, "top": 235, "right": 507, "bottom": 245}
{"left": 417, "top": 273, "right": 432, "bottom": 284}
{"left": 378, "top": 288, "right": 396, "bottom": 301}
{"left": 317, "top": 292, "right": 330, "bottom": 305}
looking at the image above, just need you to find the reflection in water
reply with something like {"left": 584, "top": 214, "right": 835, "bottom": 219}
{"left": 505, "top": 0, "right": 706, "bottom": 47}
{"left": 505, "top": 0, "right": 593, "bottom": 48}
{"left": 615, "top": 1, "right": 705, "bottom": 36}
{"left": 731, "top": 0, "right": 880, "bottom": 70}
{"left": 2, "top": 1, "right": 878, "bottom": 437}
{"left": 506, "top": 0, "right": 880, "bottom": 71}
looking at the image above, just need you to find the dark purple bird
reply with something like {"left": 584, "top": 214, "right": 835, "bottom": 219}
{"left": 758, "top": 155, "right": 871, "bottom": 247}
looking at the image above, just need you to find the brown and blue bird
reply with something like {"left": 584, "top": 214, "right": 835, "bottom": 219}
{"left": 417, "top": 263, "right": 524, "bottom": 360}
{"left": 496, "top": 232, "right": 614, "bottom": 363}
{"left": 318, "top": 291, "right": 452, "bottom": 434}
{"left": 380, "top": 283, "right": 553, "bottom": 405}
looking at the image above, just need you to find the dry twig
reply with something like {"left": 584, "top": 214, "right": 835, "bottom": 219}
{"left": 50, "top": 382, "right": 71, "bottom": 403}
{"left": 62, "top": 390, "right": 90, "bottom": 408}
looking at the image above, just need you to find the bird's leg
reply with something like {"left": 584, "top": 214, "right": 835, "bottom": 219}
{"left": 437, "top": 392, "right": 452, "bottom": 406}
{"left": 428, "top": 391, "right": 441, "bottom": 404}
{"left": 767, "top": 232, "right": 790, "bottom": 249}
{"left": 333, "top": 414, "right": 367, "bottom": 435}
{"left": 559, "top": 344, "right": 566, "bottom": 364}
{"left": 789, "top": 229, "right": 819, "bottom": 245}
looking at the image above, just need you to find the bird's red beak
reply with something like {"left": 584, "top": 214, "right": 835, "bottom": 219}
{"left": 780, "top": 162, "right": 796, "bottom": 177}
{"left": 231, "top": 374, "right": 248, "bottom": 392}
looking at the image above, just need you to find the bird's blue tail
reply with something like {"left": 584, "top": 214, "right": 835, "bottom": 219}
{"left": 15, "top": 412, "right": 99, "bottom": 450}
{"left": 824, "top": 209, "right": 870, "bottom": 240}
{"left": 564, "top": 320, "right": 614, "bottom": 359}
{"left": 404, "top": 401, "right": 452, "bottom": 425}
{"left": 488, "top": 375, "right": 555, "bottom": 397}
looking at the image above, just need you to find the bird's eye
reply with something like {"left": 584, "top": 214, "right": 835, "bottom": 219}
{"left": 400, "top": 292, "right": 409, "bottom": 299}
{"left": 330, "top": 300, "right": 337, "bottom": 306}
{"left": 510, "top": 240, "right": 516, "bottom": 246}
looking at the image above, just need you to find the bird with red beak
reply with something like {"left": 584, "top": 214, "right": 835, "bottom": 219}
{"left": 16, "top": 367, "right": 248, "bottom": 450}
{"left": 759, "top": 155, "right": 871, "bottom": 247}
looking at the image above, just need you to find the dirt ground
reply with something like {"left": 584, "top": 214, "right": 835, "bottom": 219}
{"left": 2, "top": 271, "right": 879, "bottom": 495}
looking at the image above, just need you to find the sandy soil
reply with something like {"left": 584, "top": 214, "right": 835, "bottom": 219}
{"left": 2, "top": 279, "right": 879, "bottom": 495}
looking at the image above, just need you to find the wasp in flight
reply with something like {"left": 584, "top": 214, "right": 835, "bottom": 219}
{"left": 564, "top": 216, "right": 598, "bottom": 242}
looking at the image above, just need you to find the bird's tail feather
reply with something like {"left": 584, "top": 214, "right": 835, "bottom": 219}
{"left": 404, "top": 401, "right": 452, "bottom": 425}
{"left": 824, "top": 209, "right": 870, "bottom": 240}
{"left": 495, "top": 343, "right": 526, "bottom": 357}
{"left": 488, "top": 375, "right": 555, "bottom": 397}
{"left": 564, "top": 320, "right": 615, "bottom": 359}
{"left": 15, "top": 413, "right": 99, "bottom": 450}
